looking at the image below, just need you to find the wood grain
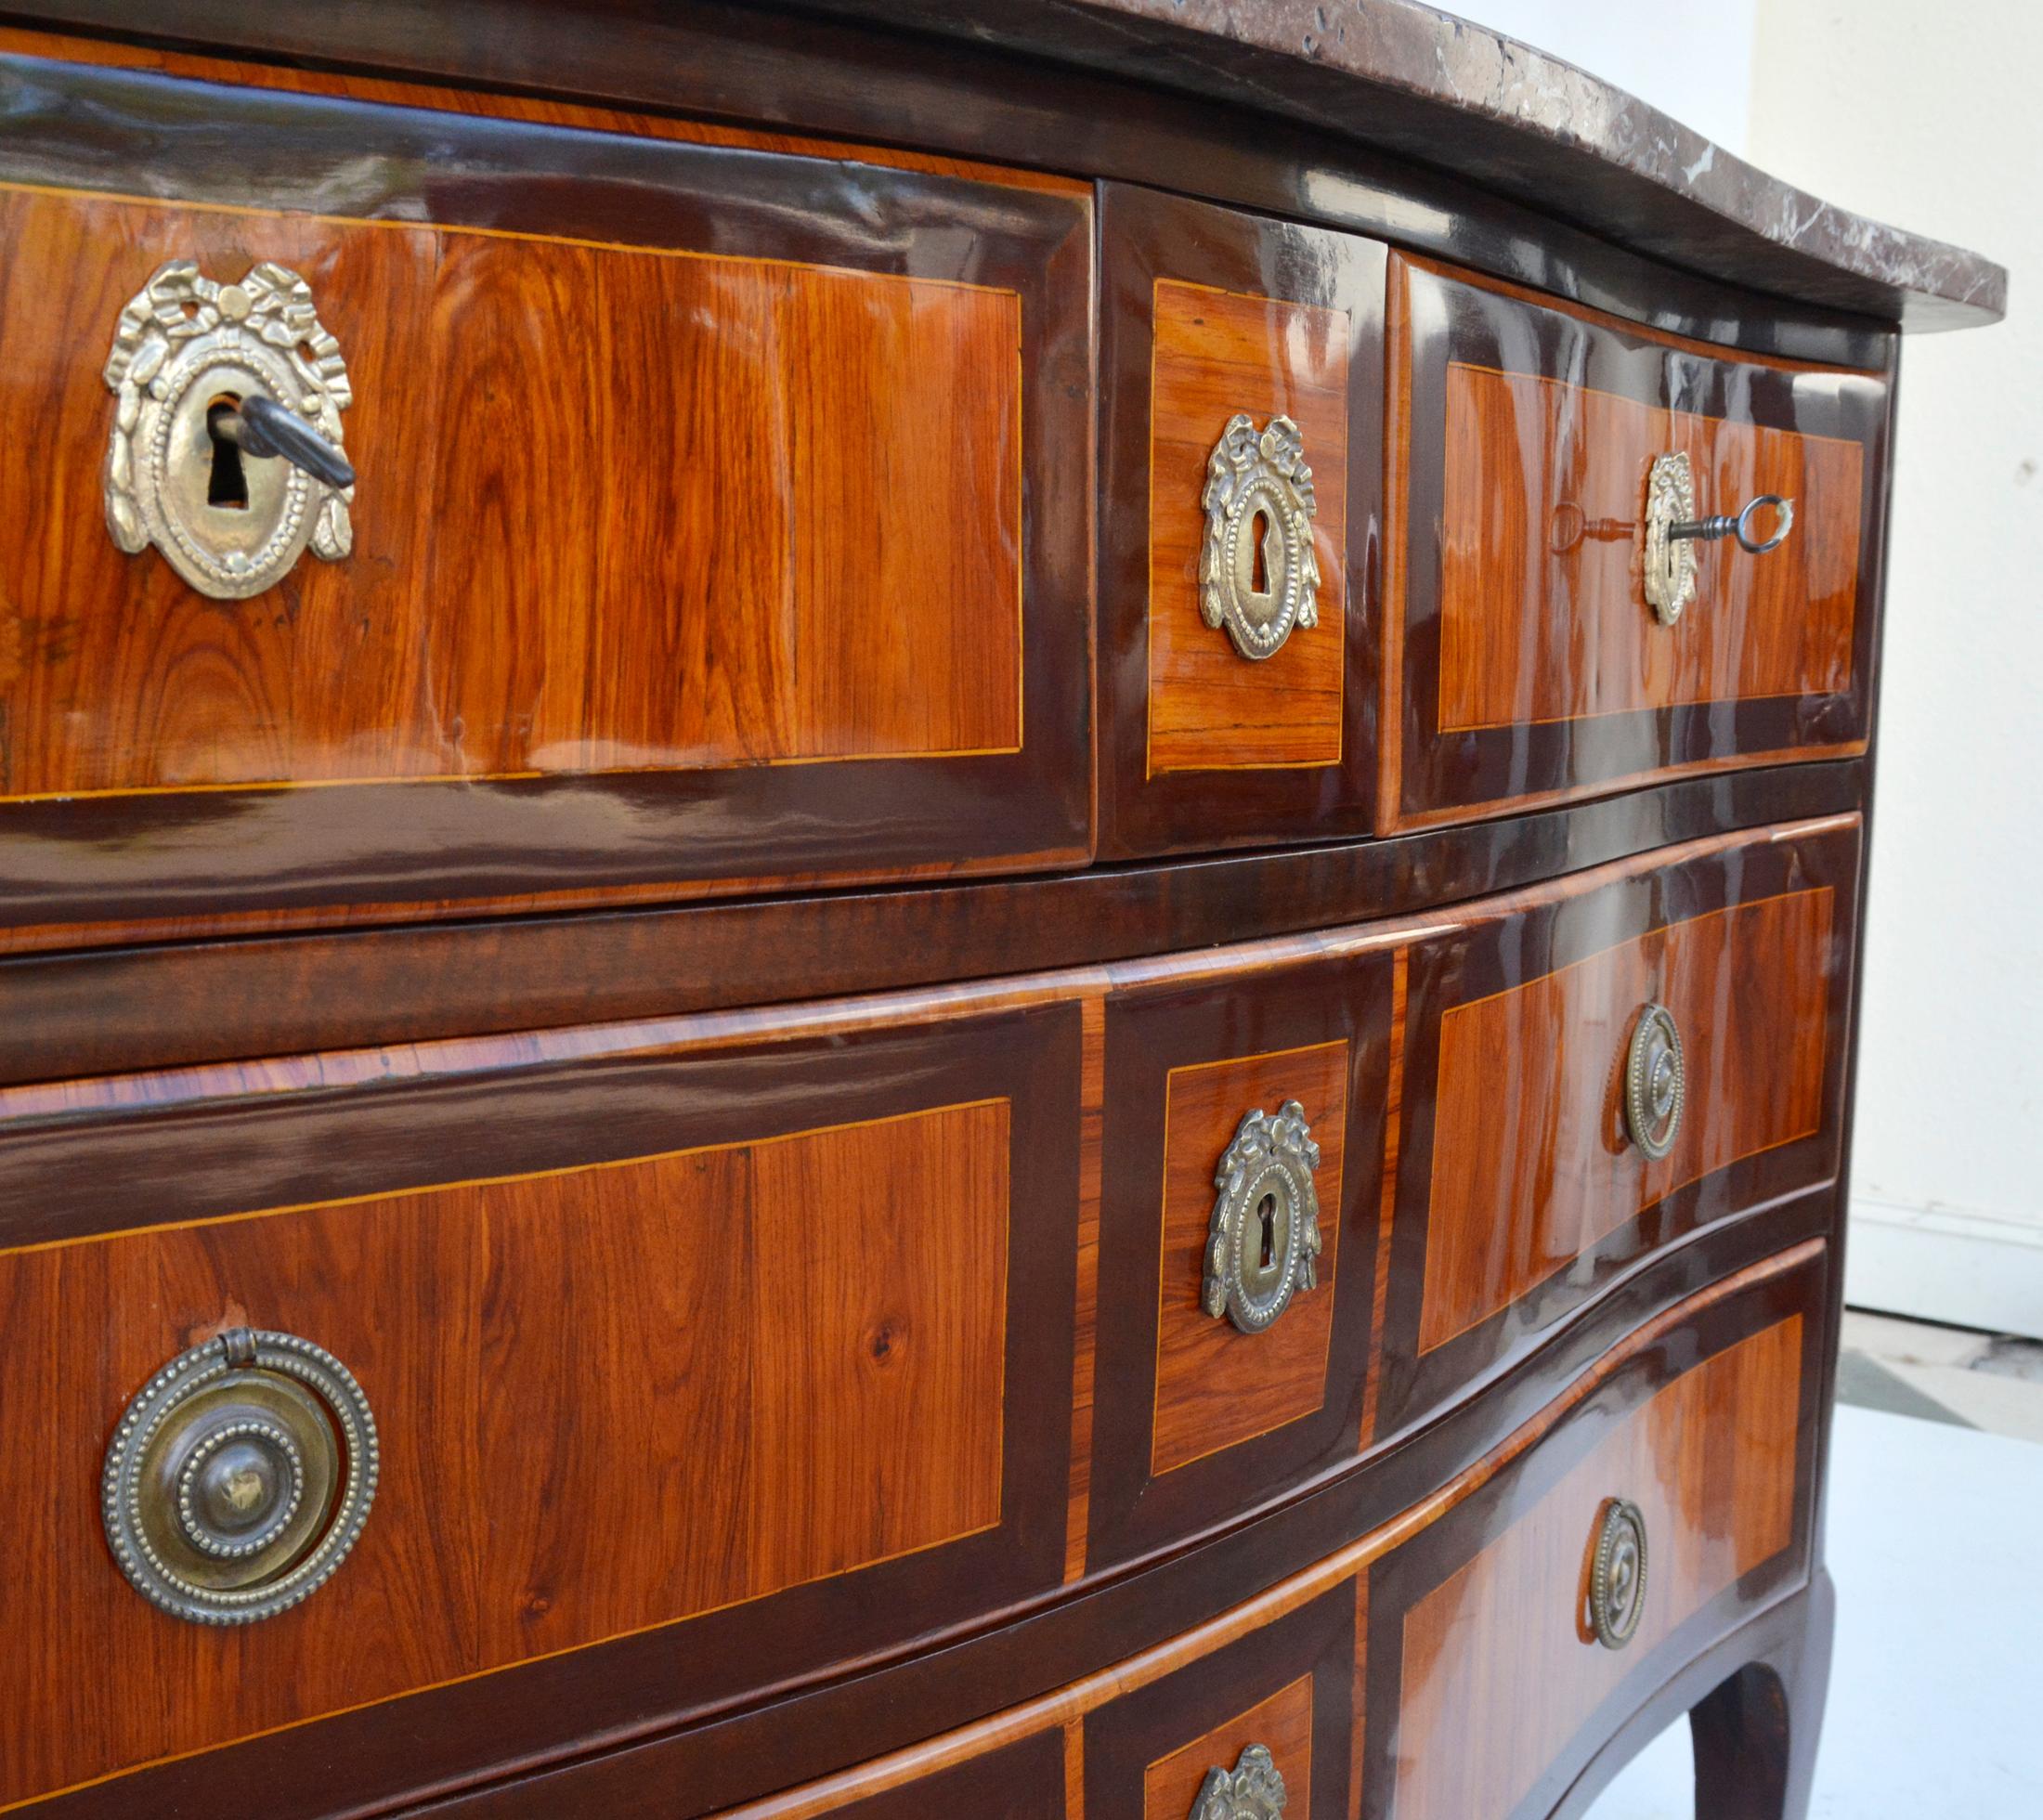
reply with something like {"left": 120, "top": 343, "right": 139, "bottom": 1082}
{"left": 1421, "top": 887, "right": 1833, "bottom": 1353}
{"left": 0, "top": 1099, "right": 1010, "bottom": 1809}
{"left": 1438, "top": 363, "right": 1863, "bottom": 731}
{"left": 687, "top": 1245, "right": 1819, "bottom": 1820}
{"left": 1390, "top": 1313, "right": 1803, "bottom": 1820}
{"left": 1141, "top": 1672, "right": 1315, "bottom": 1818}
{"left": 1151, "top": 1039, "right": 1350, "bottom": 1476}
{"left": 0, "top": 183, "right": 1021, "bottom": 796}
{"left": 0, "top": 22, "right": 1091, "bottom": 194}
{"left": 1384, "top": 254, "right": 1892, "bottom": 830}
{"left": 1357, "top": 952, "right": 1408, "bottom": 1449}
{"left": 1147, "top": 280, "right": 1349, "bottom": 774}
{"left": 1066, "top": 994, "right": 1108, "bottom": 1580}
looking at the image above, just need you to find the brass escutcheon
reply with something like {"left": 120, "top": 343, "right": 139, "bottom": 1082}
{"left": 102, "top": 260, "right": 354, "bottom": 600}
{"left": 1203, "top": 1101, "right": 1323, "bottom": 1334}
{"left": 1200, "top": 414, "right": 1321, "bottom": 659}
{"left": 1191, "top": 1742, "right": 1289, "bottom": 1819}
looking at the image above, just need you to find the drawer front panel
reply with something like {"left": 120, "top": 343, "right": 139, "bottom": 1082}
{"left": 1373, "top": 818, "right": 1857, "bottom": 1438}
{"left": 1088, "top": 1583, "right": 1358, "bottom": 1820}
{"left": 0, "top": 1007, "right": 1079, "bottom": 1811}
{"left": 1099, "top": 183, "right": 1386, "bottom": 857}
{"left": 0, "top": 51, "right": 1092, "bottom": 933}
{"left": 1364, "top": 1243, "right": 1825, "bottom": 1820}
{"left": 606, "top": 1247, "right": 1820, "bottom": 1820}
{"left": 1386, "top": 254, "right": 1890, "bottom": 827}
{"left": 1087, "top": 950, "right": 1394, "bottom": 1569}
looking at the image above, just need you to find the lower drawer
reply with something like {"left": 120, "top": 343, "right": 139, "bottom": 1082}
{"left": 586, "top": 1242, "right": 1825, "bottom": 1820}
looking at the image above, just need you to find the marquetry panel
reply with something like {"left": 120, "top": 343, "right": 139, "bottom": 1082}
{"left": 1142, "top": 1673, "right": 1316, "bottom": 1819}
{"left": 0, "top": 185, "right": 1019, "bottom": 794}
{"left": 1147, "top": 280, "right": 1350, "bottom": 774}
{"left": 1088, "top": 1581, "right": 1358, "bottom": 1820}
{"left": 0, "top": 995, "right": 1082, "bottom": 1815}
{"left": 1371, "top": 819, "right": 1858, "bottom": 1441}
{"left": 1388, "top": 1314, "right": 1804, "bottom": 1820}
{"left": 1422, "top": 885, "right": 1832, "bottom": 1353}
{"left": 1385, "top": 254, "right": 1891, "bottom": 829}
{"left": 1152, "top": 1039, "right": 1350, "bottom": 1475}
{"left": 0, "top": 52, "right": 1093, "bottom": 938}
{"left": 1098, "top": 183, "right": 1386, "bottom": 860}
{"left": 0, "top": 1101, "right": 1006, "bottom": 1807}
{"left": 1088, "top": 950, "right": 1390, "bottom": 1571}
{"left": 1438, "top": 366, "right": 1863, "bottom": 732}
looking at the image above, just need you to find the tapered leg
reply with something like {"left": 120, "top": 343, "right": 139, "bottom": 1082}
{"left": 1688, "top": 1568, "right": 1836, "bottom": 1820}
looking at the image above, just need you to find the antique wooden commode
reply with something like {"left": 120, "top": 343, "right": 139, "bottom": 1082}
{"left": 0, "top": 3, "right": 2001, "bottom": 1816}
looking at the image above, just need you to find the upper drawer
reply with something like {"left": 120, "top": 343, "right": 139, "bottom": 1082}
{"left": 1384, "top": 254, "right": 1891, "bottom": 829}
{"left": 0, "top": 50, "right": 1092, "bottom": 938}
{"left": 1096, "top": 183, "right": 1386, "bottom": 858}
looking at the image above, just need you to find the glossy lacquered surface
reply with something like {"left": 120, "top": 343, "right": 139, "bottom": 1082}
{"left": 1373, "top": 816, "right": 1859, "bottom": 1439}
{"left": 1363, "top": 1243, "right": 1824, "bottom": 1819}
{"left": 1385, "top": 256, "right": 1893, "bottom": 829}
{"left": 0, "top": 46, "right": 1092, "bottom": 933}
{"left": 0, "top": 820, "right": 1851, "bottom": 1814}
{"left": 546, "top": 1244, "right": 1823, "bottom": 1820}
{"left": 0, "top": 1007, "right": 1081, "bottom": 1811}
{"left": 1098, "top": 184, "right": 1385, "bottom": 857}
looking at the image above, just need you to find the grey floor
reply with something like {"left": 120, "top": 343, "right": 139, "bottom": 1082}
{"left": 1588, "top": 1312, "right": 2043, "bottom": 1818}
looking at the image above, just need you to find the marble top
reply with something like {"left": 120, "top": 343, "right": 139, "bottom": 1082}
{"left": 813, "top": 0, "right": 2004, "bottom": 331}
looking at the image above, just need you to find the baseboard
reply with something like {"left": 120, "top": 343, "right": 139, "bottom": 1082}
{"left": 1847, "top": 1196, "right": 2043, "bottom": 1339}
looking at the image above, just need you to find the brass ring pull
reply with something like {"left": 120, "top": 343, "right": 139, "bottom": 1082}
{"left": 1588, "top": 1497, "right": 1650, "bottom": 1649}
{"left": 102, "top": 1326, "right": 378, "bottom": 1625}
{"left": 1642, "top": 450, "right": 1795, "bottom": 625}
{"left": 1191, "top": 1743, "right": 1290, "bottom": 1818}
{"left": 1623, "top": 1001, "right": 1685, "bottom": 1161}
{"left": 1203, "top": 1101, "right": 1323, "bottom": 1334}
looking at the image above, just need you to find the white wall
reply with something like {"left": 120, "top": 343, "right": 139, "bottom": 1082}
{"left": 1747, "top": 1, "right": 2043, "bottom": 1334}
{"left": 1445, "top": 1, "right": 1755, "bottom": 154}
{"left": 1451, "top": 1, "right": 2041, "bottom": 1332}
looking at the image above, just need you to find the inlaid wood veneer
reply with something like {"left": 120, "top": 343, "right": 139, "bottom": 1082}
{"left": 1139, "top": 1673, "right": 1315, "bottom": 1819}
{"left": 1383, "top": 254, "right": 1891, "bottom": 830}
{"left": 649, "top": 1246, "right": 1823, "bottom": 1820}
{"left": 1371, "top": 817, "right": 1858, "bottom": 1441}
{"left": 1384, "top": 1314, "right": 1805, "bottom": 1820}
{"left": 1088, "top": 949, "right": 1391, "bottom": 1571}
{"left": 1438, "top": 365, "right": 1864, "bottom": 732}
{"left": 0, "top": 1008, "right": 1079, "bottom": 1813}
{"left": 0, "top": 48, "right": 1094, "bottom": 935}
{"left": 1147, "top": 280, "right": 1350, "bottom": 774}
{"left": 1098, "top": 183, "right": 1386, "bottom": 859}
{"left": 1151, "top": 1038, "right": 1349, "bottom": 1475}
{"left": 1422, "top": 884, "right": 1833, "bottom": 1354}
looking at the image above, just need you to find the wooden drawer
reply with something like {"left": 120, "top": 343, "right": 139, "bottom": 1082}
{"left": 0, "top": 1001, "right": 1081, "bottom": 1812}
{"left": 0, "top": 48, "right": 1092, "bottom": 940}
{"left": 1361, "top": 1242, "right": 1825, "bottom": 1819}
{"left": 1097, "top": 183, "right": 1386, "bottom": 857}
{"left": 1372, "top": 817, "right": 1857, "bottom": 1440}
{"left": 1384, "top": 254, "right": 1891, "bottom": 829}
{"left": 1086, "top": 945, "right": 1394, "bottom": 1569}
{"left": 610, "top": 1244, "right": 1821, "bottom": 1820}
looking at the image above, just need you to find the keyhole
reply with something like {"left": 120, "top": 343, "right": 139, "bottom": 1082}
{"left": 206, "top": 396, "right": 249, "bottom": 510}
{"left": 1250, "top": 509, "right": 1269, "bottom": 593}
{"left": 1256, "top": 1192, "right": 1277, "bottom": 1271}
